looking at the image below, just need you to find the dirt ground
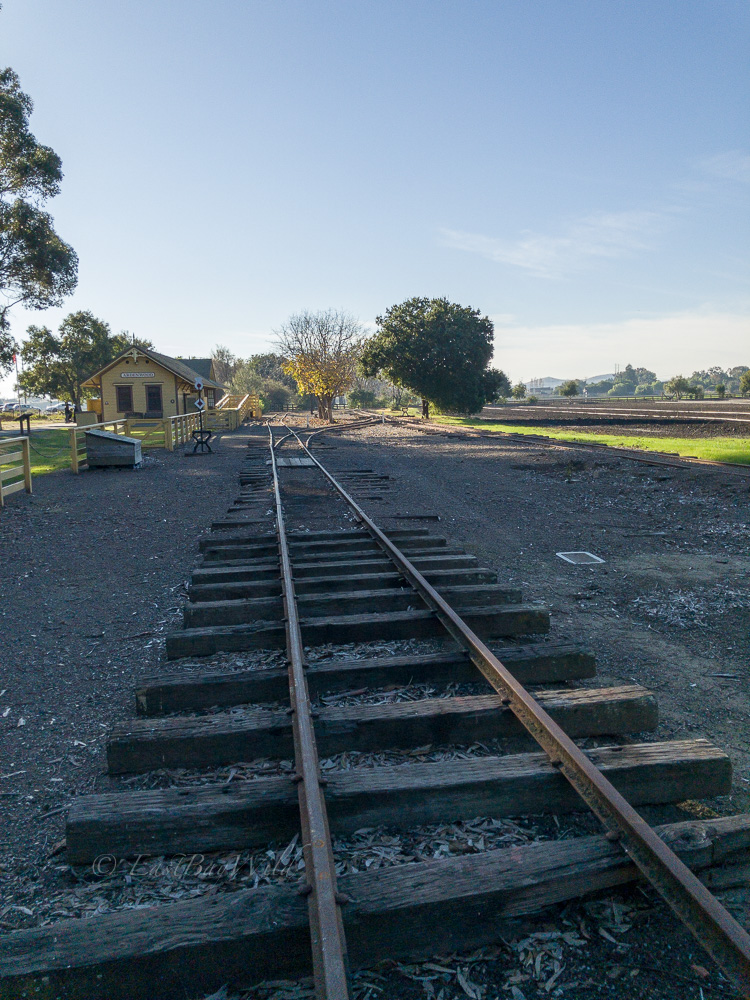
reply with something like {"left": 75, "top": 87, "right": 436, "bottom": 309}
{"left": 328, "top": 422, "right": 750, "bottom": 806}
{"left": 309, "top": 420, "right": 750, "bottom": 1000}
{"left": 1, "top": 417, "right": 749, "bottom": 1000}
{"left": 476, "top": 407, "right": 750, "bottom": 439}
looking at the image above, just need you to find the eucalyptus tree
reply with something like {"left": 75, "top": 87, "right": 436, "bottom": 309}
{"left": 0, "top": 68, "right": 78, "bottom": 369}
{"left": 20, "top": 312, "right": 152, "bottom": 408}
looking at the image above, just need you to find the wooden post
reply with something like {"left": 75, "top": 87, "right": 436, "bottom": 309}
{"left": 163, "top": 418, "right": 173, "bottom": 452}
{"left": 21, "top": 437, "right": 32, "bottom": 494}
{"left": 70, "top": 427, "right": 79, "bottom": 473}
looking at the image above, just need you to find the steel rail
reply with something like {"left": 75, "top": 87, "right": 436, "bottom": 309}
{"left": 292, "top": 425, "right": 750, "bottom": 995}
{"left": 267, "top": 426, "right": 351, "bottom": 999}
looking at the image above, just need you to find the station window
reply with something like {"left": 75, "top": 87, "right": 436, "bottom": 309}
{"left": 116, "top": 385, "right": 133, "bottom": 412}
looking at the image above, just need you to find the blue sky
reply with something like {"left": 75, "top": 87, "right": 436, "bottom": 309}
{"left": 1, "top": 0, "right": 748, "bottom": 393}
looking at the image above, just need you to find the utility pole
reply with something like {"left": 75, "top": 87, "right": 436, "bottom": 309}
{"left": 14, "top": 352, "right": 21, "bottom": 409}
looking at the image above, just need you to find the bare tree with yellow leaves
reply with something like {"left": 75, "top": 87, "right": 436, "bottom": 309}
{"left": 276, "top": 309, "right": 364, "bottom": 421}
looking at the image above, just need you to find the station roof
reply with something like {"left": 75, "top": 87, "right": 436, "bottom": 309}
{"left": 82, "top": 348, "right": 227, "bottom": 391}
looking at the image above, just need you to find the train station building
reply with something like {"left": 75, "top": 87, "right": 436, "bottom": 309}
{"left": 81, "top": 347, "right": 227, "bottom": 421}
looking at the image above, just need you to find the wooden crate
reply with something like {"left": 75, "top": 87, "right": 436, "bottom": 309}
{"left": 85, "top": 429, "right": 142, "bottom": 467}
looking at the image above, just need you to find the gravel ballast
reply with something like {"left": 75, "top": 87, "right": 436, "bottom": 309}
{"left": 1, "top": 417, "right": 749, "bottom": 999}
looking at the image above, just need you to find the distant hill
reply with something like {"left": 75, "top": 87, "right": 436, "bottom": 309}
{"left": 583, "top": 373, "right": 615, "bottom": 384}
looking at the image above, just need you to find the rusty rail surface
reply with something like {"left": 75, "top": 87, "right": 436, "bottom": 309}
{"left": 267, "top": 426, "right": 351, "bottom": 999}
{"left": 290, "top": 424, "right": 750, "bottom": 995}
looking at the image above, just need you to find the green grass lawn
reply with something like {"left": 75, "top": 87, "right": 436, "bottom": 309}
{"left": 1, "top": 425, "right": 167, "bottom": 477}
{"left": 431, "top": 416, "right": 750, "bottom": 465}
{"left": 15, "top": 429, "right": 72, "bottom": 474}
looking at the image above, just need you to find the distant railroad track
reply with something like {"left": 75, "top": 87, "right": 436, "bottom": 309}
{"left": 2, "top": 412, "right": 750, "bottom": 998}
{"left": 483, "top": 402, "right": 750, "bottom": 425}
{"left": 383, "top": 413, "right": 750, "bottom": 476}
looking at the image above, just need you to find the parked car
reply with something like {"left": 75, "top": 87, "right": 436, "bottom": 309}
{"left": 44, "top": 403, "right": 67, "bottom": 413}
{"left": 4, "top": 403, "right": 42, "bottom": 415}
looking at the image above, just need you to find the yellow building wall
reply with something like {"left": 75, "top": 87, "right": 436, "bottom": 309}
{"left": 100, "top": 357, "right": 184, "bottom": 421}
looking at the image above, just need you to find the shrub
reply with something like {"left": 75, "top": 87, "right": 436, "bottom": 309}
{"left": 559, "top": 379, "right": 579, "bottom": 398}
{"left": 348, "top": 388, "right": 377, "bottom": 408}
{"left": 261, "top": 379, "right": 295, "bottom": 410}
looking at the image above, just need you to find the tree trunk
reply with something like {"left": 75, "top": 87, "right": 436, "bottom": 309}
{"left": 422, "top": 398, "right": 429, "bottom": 419}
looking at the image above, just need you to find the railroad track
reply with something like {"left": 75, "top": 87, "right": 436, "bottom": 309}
{"left": 483, "top": 402, "right": 750, "bottom": 425}
{"left": 3, "top": 414, "right": 750, "bottom": 999}
{"left": 384, "top": 412, "right": 750, "bottom": 477}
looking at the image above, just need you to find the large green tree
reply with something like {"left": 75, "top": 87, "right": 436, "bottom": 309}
{"left": 19, "top": 311, "right": 150, "bottom": 408}
{"left": 360, "top": 297, "right": 507, "bottom": 416}
{"left": 611, "top": 364, "right": 657, "bottom": 396}
{"left": 558, "top": 379, "right": 580, "bottom": 397}
{"left": 210, "top": 344, "right": 239, "bottom": 385}
{"left": 249, "top": 352, "right": 298, "bottom": 390}
{"left": 664, "top": 374, "right": 691, "bottom": 399}
{"left": 0, "top": 68, "right": 78, "bottom": 369}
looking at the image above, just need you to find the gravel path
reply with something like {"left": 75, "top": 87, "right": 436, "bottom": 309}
{"left": 0, "top": 429, "right": 252, "bottom": 920}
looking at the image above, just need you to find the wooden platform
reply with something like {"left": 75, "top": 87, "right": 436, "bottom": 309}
{"left": 268, "top": 456, "right": 316, "bottom": 466}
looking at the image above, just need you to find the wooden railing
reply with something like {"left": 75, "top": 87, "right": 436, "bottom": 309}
{"left": 68, "top": 400, "right": 263, "bottom": 469}
{"left": 215, "top": 394, "right": 240, "bottom": 409}
{"left": 204, "top": 409, "right": 228, "bottom": 431}
{"left": 0, "top": 436, "right": 32, "bottom": 506}
{"left": 239, "top": 393, "right": 259, "bottom": 421}
{"left": 207, "top": 394, "right": 261, "bottom": 430}
{"left": 217, "top": 393, "right": 261, "bottom": 417}
{"left": 163, "top": 412, "right": 201, "bottom": 450}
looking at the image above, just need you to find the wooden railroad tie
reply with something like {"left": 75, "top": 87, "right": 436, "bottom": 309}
{"left": 106, "top": 685, "right": 657, "bottom": 774}
{"left": 135, "top": 643, "right": 596, "bottom": 714}
{"left": 165, "top": 604, "right": 550, "bottom": 658}
{"left": 3, "top": 816, "right": 750, "bottom": 1000}
{"left": 68, "top": 740, "right": 730, "bottom": 863}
